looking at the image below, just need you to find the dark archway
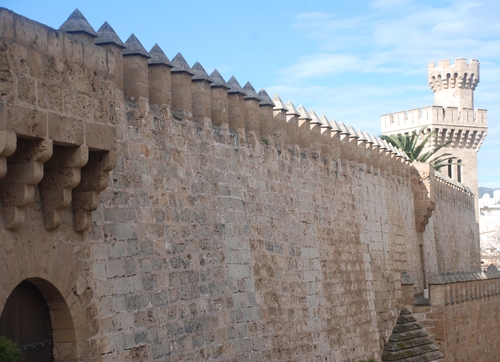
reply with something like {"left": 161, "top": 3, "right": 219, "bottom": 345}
{"left": 0, "top": 280, "right": 53, "bottom": 362}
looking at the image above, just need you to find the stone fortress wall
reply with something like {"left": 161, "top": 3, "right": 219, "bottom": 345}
{"left": 0, "top": 7, "right": 499, "bottom": 361}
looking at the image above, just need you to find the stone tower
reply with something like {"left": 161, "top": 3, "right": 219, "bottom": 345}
{"left": 381, "top": 58, "right": 488, "bottom": 198}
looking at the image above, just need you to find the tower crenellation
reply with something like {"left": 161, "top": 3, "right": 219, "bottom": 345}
{"left": 428, "top": 58, "right": 480, "bottom": 109}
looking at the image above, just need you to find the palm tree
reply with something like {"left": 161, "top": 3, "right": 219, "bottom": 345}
{"left": 380, "top": 127, "right": 461, "bottom": 171}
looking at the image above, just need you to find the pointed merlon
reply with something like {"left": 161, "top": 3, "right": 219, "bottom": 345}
{"left": 285, "top": 101, "right": 300, "bottom": 116}
{"left": 95, "top": 21, "right": 125, "bottom": 48}
{"left": 308, "top": 110, "right": 322, "bottom": 125}
{"left": 272, "top": 95, "right": 287, "bottom": 111}
{"left": 370, "top": 134, "right": 381, "bottom": 147}
{"left": 329, "top": 118, "right": 341, "bottom": 132}
{"left": 171, "top": 53, "right": 194, "bottom": 75}
{"left": 382, "top": 139, "right": 390, "bottom": 149}
{"left": 227, "top": 76, "right": 246, "bottom": 95}
{"left": 243, "top": 82, "right": 261, "bottom": 101}
{"left": 192, "top": 62, "right": 212, "bottom": 82}
{"left": 59, "top": 9, "right": 97, "bottom": 38}
{"left": 258, "top": 90, "right": 275, "bottom": 107}
{"left": 148, "top": 44, "right": 173, "bottom": 67}
{"left": 362, "top": 131, "right": 374, "bottom": 144}
{"left": 297, "top": 105, "right": 312, "bottom": 121}
{"left": 347, "top": 125, "right": 359, "bottom": 138}
{"left": 319, "top": 114, "right": 333, "bottom": 129}
{"left": 389, "top": 144, "right": 399, "bottom": 155}
{"left": 338, "top": 122, "right": 350, "bottom": 135}
{"left": 357, "top": 129, "right": 367, "bottom": 142}
{"left": 123, "top": 34, "right": 151, "bottom": 58}
{"left": 209, "top": 70, "right": 229, "bottom": 89}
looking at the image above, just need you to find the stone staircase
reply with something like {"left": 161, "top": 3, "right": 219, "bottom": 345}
{"left": 382, "top": 307, "right": 444, "bottom": 361}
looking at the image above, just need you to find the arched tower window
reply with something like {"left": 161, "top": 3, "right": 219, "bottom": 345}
{"left": 447, "top": 159, "right": 453, "bottom": 178}
{"left": 457, "top": 159, "right": 462, "bottom": 183}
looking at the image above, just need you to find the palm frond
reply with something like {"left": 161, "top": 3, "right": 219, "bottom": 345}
{"left": 380, "top": 127, "right": 462, "bottom": 172}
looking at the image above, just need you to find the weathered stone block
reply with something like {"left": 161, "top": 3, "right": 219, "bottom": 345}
{"left": 48, "top": 114, "right": 84, "bottom": 145}
{"left": 6, "top": 105, "right": 47, "bottom": 137}
{"left": 85, "top": 123, "right": 116, "bottom": 150}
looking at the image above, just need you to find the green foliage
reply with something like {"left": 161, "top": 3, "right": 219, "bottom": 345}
{"left": 0, "top": 336, "right": 21, "bottom": 362}
{"left": 380, "top": 127, "right": 462, "bottom": 171}
{"left": 358, "top": 359, "right": 377, "bottom": 362}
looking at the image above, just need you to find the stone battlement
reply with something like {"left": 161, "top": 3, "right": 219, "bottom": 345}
{"left": 381, "top": 106, "right": 487, "bottom": 152}
{"left": 0, "top": 7, "right": 413, "bottom": 189}
{"left": 382, "top": 106, "right": 487, "bottom": 133}
{"left": 428, "top": 58, "right": 480, "bottom": 93}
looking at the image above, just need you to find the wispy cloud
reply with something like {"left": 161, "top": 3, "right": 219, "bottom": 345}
{"left": 277, "top": 53, "right": 404, "bottom": 79}
{"left": 281, "top": 0, "right": 500, "bottom": 81}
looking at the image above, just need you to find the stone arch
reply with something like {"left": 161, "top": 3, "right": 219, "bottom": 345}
{"left": 0, "top": 230, "right": 98, "bottom": 361}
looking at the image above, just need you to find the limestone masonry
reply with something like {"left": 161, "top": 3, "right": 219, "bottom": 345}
{"left": 0, "top": 7, "right": 498, "bottom": 362}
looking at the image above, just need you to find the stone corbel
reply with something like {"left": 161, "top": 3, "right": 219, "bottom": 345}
{"left": 411, "top": 162, "right": 436, "bottom": 232}
{"left": 40, "top": 145, "right": 89, "bottom": 230}
{"left": 0, "top": 131, "right": 17, "bottom": 178}
{"left": 72, "top": 151, "right": 116, "bottom": 232}
{"left": 0, "top": 138, "right": 53, "bottom": 230}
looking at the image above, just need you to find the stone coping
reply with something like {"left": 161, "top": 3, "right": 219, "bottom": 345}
{"left": 428, "top": 268, "right": 500, "bottom": 285}
{"left": 434, "top": 170, "right": 474, "bottom": 195}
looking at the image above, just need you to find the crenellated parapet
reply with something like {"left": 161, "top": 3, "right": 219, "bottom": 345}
{"left": 381, "top": 106, "right": 487, "bottom": 150}
{"left": 428, "top": 58, "right": 479, "bottom": 109}
{"left": 429, "top": 59, "right": 479, "bottom": 89}
{"left": 0, "top": 7, "right": 419, "bottom": 234}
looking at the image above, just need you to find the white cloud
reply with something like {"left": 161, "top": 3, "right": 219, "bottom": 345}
{"left": 277, "top": 54, "right": 404, "bottom": 80}
{"left": 285, "top": 0, "right": 500, "bottom": 81}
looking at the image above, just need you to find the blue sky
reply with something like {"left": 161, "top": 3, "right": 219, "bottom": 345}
{"left": 3, "top": 0, "right": 499, "bottom": 187}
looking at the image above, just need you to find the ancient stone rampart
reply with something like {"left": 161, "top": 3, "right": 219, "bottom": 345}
{"left": 0, "top": 7, "right": 492, "bottom": 362}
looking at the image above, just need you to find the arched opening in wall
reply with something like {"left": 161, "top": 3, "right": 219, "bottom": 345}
{"left": 457, "top": 159, "right": 462, "bottom": 183}
{"left": 447, "top": 158, "right": 453, "bottom": 178}
{"left": 0, "top": 278, "right": 78, "bottom": 362}
{"left": 0, "top": 281, "right": 53, "bottom": 361}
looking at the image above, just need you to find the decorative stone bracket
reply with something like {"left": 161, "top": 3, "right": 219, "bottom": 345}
{"left": 73, "top": 150, "right": 117, "bottom": 232}
{"left": 0, "top": 134, "right": 116, "bottom": 232}
{"left": 410, "top": 163, "right": 436, "bottom": 232}
{"left": 0, "top": 138, "right": 53, "bottom": 230}
{"left": 40, "top": 145, "right": 89, "bottom": 230}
